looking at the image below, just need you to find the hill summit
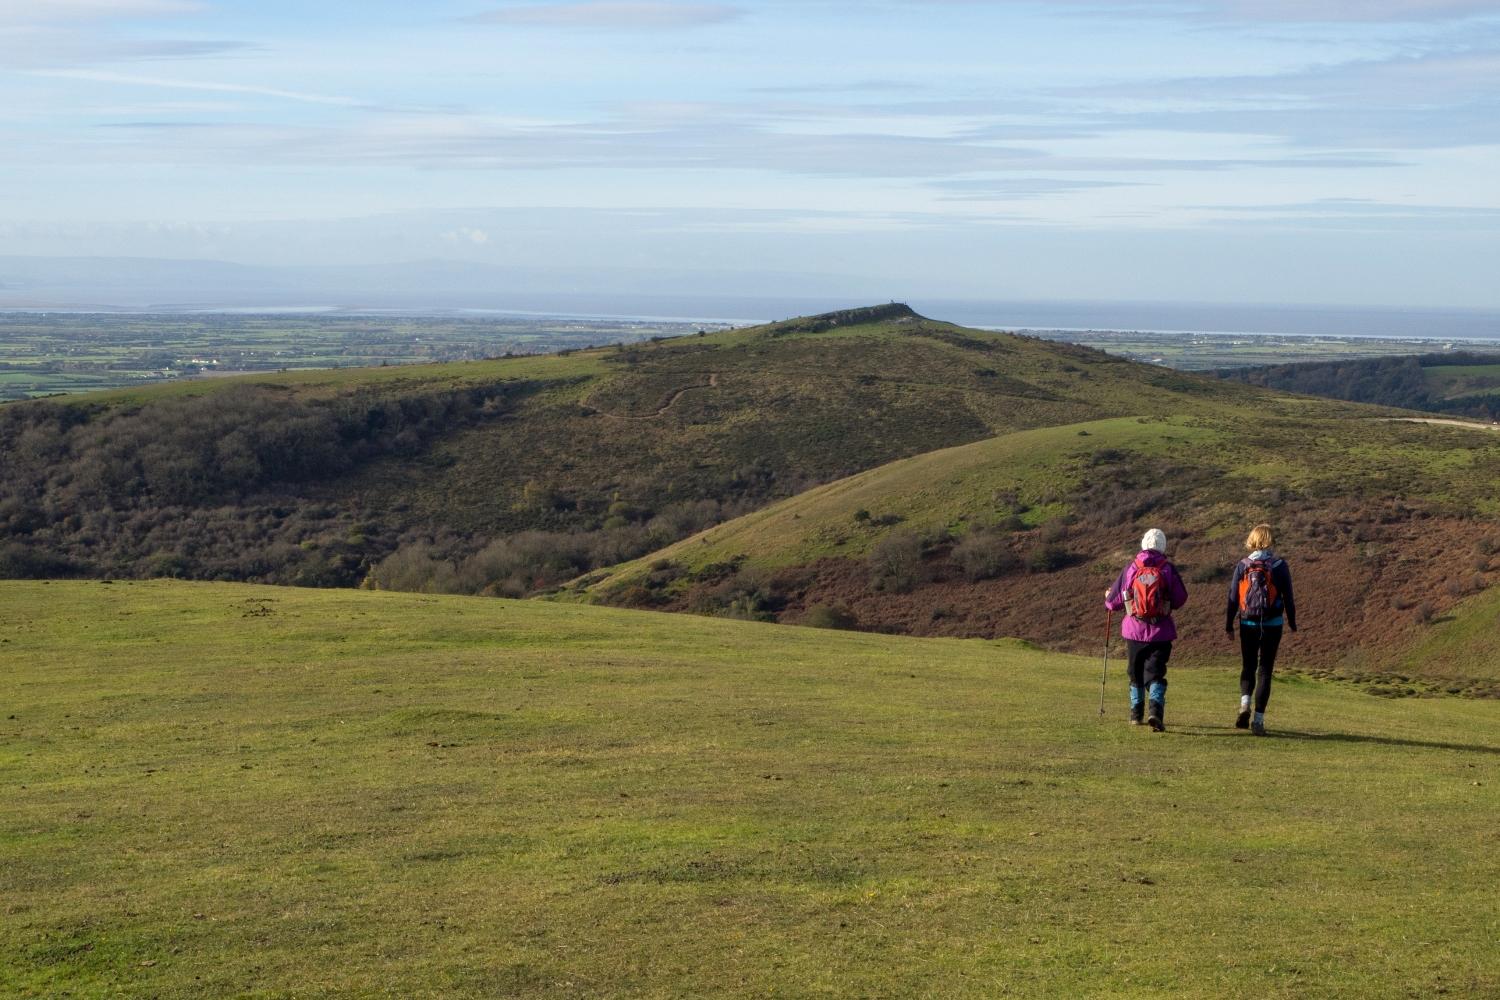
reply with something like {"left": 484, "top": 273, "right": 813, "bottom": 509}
{"left": 765, "top": 302, "right": 922, "bottom": 333}
{"left": 4, "top": 302, "right": 1232, "bottom": 593}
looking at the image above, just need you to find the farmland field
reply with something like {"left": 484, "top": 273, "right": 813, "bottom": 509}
{"left": 0, "top": 314, "right": 728, "bottom": 401}
{"left": 1038, "top": 329, "right": 1500, "bottom": 371}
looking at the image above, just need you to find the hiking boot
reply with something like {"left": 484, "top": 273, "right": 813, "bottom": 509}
{"left": 1235, "top": 709, "right": 1251, "bottom": 730}
{"left": 1251, "top": 719, "right": 1267, "bottom": 737}
{"left": 1129, "top": 704, "right": 1144, "bottom": 726}
{"left": 1147, "top": 702, "right": 1165, "bottom": 732}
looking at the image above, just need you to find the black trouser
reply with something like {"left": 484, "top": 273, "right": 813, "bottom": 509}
{"left": 1125, "top": 640, "right": 1171, "bottom": 700}
{"left": 1239, "top": 623, "right": 1283, "bottom": 713}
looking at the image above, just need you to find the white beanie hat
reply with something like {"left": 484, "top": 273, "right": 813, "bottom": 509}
{"left": 1141, "top": 528, "right": 1167, "bottom": 553}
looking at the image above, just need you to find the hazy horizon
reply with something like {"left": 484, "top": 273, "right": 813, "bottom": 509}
{"left": 2, "top": 255, "right": 1498, "bottom": 341}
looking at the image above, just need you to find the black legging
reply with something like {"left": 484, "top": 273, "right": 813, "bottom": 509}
{"left": 1239, "top": 624, "right": 1283, "bottom": 713}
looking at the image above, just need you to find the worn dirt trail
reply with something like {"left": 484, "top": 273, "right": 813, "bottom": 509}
{"left": 1383, "top": 417, "right": 1500, "bottom": 431}
{"left": 592, "top": 372, "right": 719, "bottom": 419}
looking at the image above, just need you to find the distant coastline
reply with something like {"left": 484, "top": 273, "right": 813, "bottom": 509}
{"left": 2, "top": 296, "right": 1498, "bottom": 341}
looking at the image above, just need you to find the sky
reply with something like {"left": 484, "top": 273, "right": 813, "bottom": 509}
{"left": 2, "top": 0, "right": 1500, "bottom": 309}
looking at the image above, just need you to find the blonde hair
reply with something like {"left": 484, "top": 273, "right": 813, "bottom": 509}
{"left": 1245, "top": 523, "right": 1274, "bottom": 551}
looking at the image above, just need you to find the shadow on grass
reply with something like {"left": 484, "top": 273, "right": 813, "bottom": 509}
{"left": 1177, "top": 725, "right": 1500, "bottom": 756}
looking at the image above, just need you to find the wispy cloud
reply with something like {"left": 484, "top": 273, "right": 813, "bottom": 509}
{"left": 1208, "top": 0, "right": 1500, "bottom": 22}
{"left": 465, "top": 2, "right": 743, "bottom": 30}
{"left": 0, "top": 0, "right": 202, "bottom": 22}
{"left": 34, "top": 69, "right": 368, "bottom": 107}
{"left": 1057, "top": 47, "right": 1500, "bottom": 148}
{"left": 931, "top": 177, "right": 1146, "bottom": 201}
{"left": 0, "top": 0, "right": 243, "bottom": 69}
{"left": 1195, "top": 197, "right": 1500, "bottom": 231}
{"left": 42, "top": 101, "right": 1401, "bottom": 178}
{"left": 911, "top": 0, "right": 1500, "bottom": 23}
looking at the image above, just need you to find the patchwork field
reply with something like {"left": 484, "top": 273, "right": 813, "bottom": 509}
{"left": 0, "top": 313, "right": 715, "bottom": 402}
{"left": 3, "top": 581, "right": 1498, "bottom": 998}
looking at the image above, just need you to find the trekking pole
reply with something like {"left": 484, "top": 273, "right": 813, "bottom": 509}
{"left": 1099, "top": 609, "right": 1112, "bottom": 716}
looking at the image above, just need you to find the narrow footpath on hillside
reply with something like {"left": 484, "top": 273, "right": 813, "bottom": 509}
{"left": 592, "top": 372, "right": 720, "bottom": 419}
{"left": 1383, "top": 417, "right": 1500, "bottom": 431}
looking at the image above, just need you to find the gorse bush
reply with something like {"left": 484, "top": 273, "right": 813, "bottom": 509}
{"left": 800, "top": 604, "right": 859, "bottom": 630}
{"left": 952, "top": 530, "right": 1019, "bottom": 582}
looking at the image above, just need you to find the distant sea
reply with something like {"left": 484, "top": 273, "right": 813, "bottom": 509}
{"left": 921, "top": 299, "right": 1500, "bottom": 341}
{"left": 451, "top": 296, "right": 1500, "bottom": 341}
{"left": 7, "top": 294, "right": 1499, "bottom": 341}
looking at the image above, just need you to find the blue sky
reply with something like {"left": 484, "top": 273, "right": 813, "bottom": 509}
{"left": 2, "top": 0, "right": 1499, "bottom": 307}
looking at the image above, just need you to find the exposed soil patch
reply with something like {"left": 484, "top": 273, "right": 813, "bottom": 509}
{"left": 634, "top": 501, "right": 1497, "bottom": 680}
{"left": 1383, "top": 417, "right": 1500, "bottom": 432}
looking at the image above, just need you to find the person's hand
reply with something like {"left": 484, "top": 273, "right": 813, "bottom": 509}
{"left": 1103, "top": 587, "right": 1112, "bottom": 600}
{"left": 1290, "top": 624, "right": 1298, "bottom": 633}
{"left": 1225, "top": 626, "right": 1234, "bottom": 638}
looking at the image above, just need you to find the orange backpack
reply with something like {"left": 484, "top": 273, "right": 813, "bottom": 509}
{"left": 1238, "top": 558, "right": 1279, "bottom": 618}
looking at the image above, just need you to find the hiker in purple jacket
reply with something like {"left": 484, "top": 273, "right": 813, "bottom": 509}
{"left": 1104, "top": 529, "right": 1189, "bottom": 731}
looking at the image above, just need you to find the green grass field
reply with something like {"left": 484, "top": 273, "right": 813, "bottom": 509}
{"left": 1421, "top": 363, "right": 1500, "bottom": 408}
{"left": 3, "top": 581, "right": 1497, "bottom": 998}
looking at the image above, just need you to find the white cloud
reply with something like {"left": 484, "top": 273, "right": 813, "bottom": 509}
{"left": 0, "top": 0, "right": 201, "bottom": 23}
{"left": 466, "top": 2, "right": 743, "bottom": 30}
{"left": 443, "top": 227, "right": 492, "bottom": 244}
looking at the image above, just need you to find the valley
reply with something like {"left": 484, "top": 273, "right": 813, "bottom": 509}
{"left": 4, "top": 304, "right": 1499, "bottom": 697}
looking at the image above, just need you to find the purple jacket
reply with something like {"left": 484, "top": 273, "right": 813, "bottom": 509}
{"left": 1105, "top": 550, "right": 1189, "bottom": 642}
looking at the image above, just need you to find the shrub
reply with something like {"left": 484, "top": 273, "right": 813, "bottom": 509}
{"left": 869, "top": 531, "right": 925, "bottom": 593}
{"left": 1026, "top": 542, "right": 1071, "bottom": 573}
{"left": 800, "top": 604, "right": 858, "bottom": 630}
{"left": 953, "top": 531, "right": 1018, "bottom": 582}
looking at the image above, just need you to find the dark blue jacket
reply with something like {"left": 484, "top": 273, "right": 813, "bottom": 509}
{"left": 1226, "top": 550, "right": 1296, "bottom": 631}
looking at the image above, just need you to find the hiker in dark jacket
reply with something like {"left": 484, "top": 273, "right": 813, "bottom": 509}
{"left": 1104, "top": 529, "right": 1189, "bottom": 732}
{"left": 1225, "top": 523, "right": 1296, "bottom": 736}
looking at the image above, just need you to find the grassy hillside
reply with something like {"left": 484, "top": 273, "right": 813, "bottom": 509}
{"left": 2, "top": 581, "right": 1498, "bottom": 998}
{"left": 1423, "top": 361, "right": 1500, "bottom": 408}
{"left": 1220, "top": 351, "right": 1500, "bottom": 421}
{"left": 0, "top": 303, "right": 1307, "bottom": 593}
{"left": 576, "top": 404, "right": 1500, "bottom": 692}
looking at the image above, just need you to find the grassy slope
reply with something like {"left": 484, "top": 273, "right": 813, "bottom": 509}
{"left": 350, "top": 309, "right": 1287, "bottom": 535}
{"left": 1422, "top": 363, "right": 1500, "bottom": 406}
{"left": 573, "top": 398, "right": 1500, "bottom": 685}
{"left": 583, "top": 406, "right": 1500, "bottom": 588}
{"left": 4, "top": 581, "right": 1499, "bottom": 998}
{"left": 578, "top": 416, "right": 1217, "bottom": 576}
{"left": 13, "top": 305, "right": 1307, "bottom": 553}
{"left": 1393, "top": 585, "right": 1500, "bottom": 688}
